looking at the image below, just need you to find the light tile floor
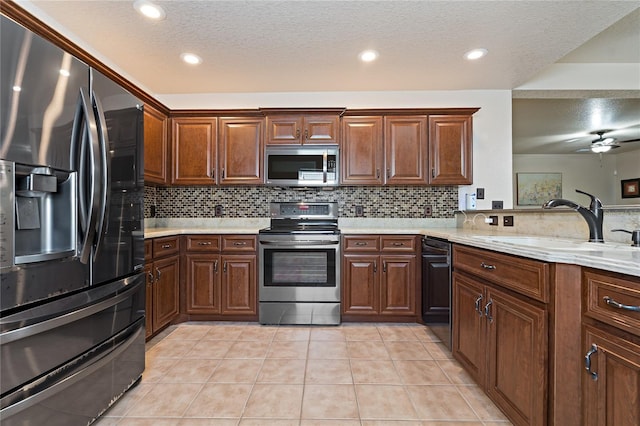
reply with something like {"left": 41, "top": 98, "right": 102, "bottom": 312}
{"left": 95, "top": 322, "right": 513, "bottom": 426}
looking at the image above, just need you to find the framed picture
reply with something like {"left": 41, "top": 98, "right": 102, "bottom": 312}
{"left": 516, "top": 173, "right": 562, "bottom": 206}
{"left": 621, "top": 178, "right": 640, "bottom": 198}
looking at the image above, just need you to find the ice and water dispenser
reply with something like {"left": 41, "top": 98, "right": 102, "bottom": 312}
{"left": 0, "top": 159, "right": 77, "bottom": 268}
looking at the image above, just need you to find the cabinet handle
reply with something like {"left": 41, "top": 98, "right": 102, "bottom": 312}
{"left": 223, "top": 261, "right": 227, "bottom": 273}
{"left": 603, "top": 296, "right": 640, "bottom": 312}
{"left": 584, "top": 344, "right": 598, "bottom": 381}
{"left": 431, "top": 168, "right": 435, "bottom": 178}
{"left": 296, "top": 129, "right": 300, "bottom": 139}
{"left": 233, "top": 241, "right": 247, "bottom": 246}
{"left": 386, "top": 168, "right": 390, "bottom": 179}
{"left": 155, "top": 267, "right": 161, "bottom": 281}
{"left": 214, "top": 260, "right": 218, "bottom": 273}
{"left": 481, "top": 262, "right": 496, "bottom": 270}
{"left": 392, "top": 242, "right": 404, "bottom": 246}
{"left": 304, "top": 129, "right": 309, "bottom": 140}
{"left": 161, "top": 244, "right": 172, "bottom": 249}
{"left": 373, "top": 261, "right": 377, "bottom": 273}
{"left": 383, "top": 261, "right": 387, "bottom": 273}
{"left": 198, "top": 241, "right": 212, "bottom": 246}
{"left": 147, "top": 270, "right": 155, "bottom": 284}
{"left": 484, "top": 299, "right": 493, "bottom": 322}
{"left": 376, "top": 169, "right": 380, "bottom": 179}
{"left": 355, "top": 242, "right": 367, "bottom": 246}
{"left": 222, "top": 168, "right": 225, "bottom": 179}
{"left": 211, "top": 169, "right": 215, "bottom": 180}
{"left": 474, "top": 295, "right": 483, "bottom": 316}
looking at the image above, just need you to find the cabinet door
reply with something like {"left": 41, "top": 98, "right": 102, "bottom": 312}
{"left": 384, "top": 116, "right": 428, "bottom": 184}
{"left": 303, "top": 115, "right": 340, "bottom": 145}
{"left": 221, "top": 254, "right": 257, "bottom": 315}
{"left": 486, "top": 286, "right": 547, "bottom": 426}
{"left": 219, "top": 118, "right": 264, "bottom": 184}
{"left": 143, "top": 104, "right": 169, "bottom": 185}
{"left": 152, "top": 255, "right": 180, "bottom": 331}
{"left": 144, "top": 264, "right": 154, "bottom": 338}
{"left": 452, "top": 271, "right": 486, "bottom": 385}
{"left": 342, "top": 254, "right": 379, "bottom": 315}
{"left": 428, "top": 115, "right": 472, "bottom": 185}
{"left": 266, "top": 115, "right": 303, "bottom": 145}
{"left": 341, "top": 117, "right": 384, "bottom": 185}
{"left": 380, "top": 255, "right": 416, "bottom": 315}
{"left": 583, "top": 325, "right": 640, "bottom": 426}
{"left": 171, "top": 117, "right": 217, "bottom": 184}
{"left": 185, "top": 254, "right": 221, "bottom": 314}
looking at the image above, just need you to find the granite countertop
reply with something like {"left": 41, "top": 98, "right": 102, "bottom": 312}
{"left": 144, "top": 219, "right": 639, "bottom": 278}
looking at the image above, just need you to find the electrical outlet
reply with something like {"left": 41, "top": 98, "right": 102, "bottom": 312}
{"left": 503, "top": 215, "right": 514, "bottom": 227}
{"left": 214, "top": 205, "right": 223, "bottom": 217}
{"left": 476, "top": 188, "right": 485, "bottom": 199}
{"left": 491, "top": 200, "right": 504, "bottom": 209}
{"left": 489, "top": 215, "right": 499, "bottom": 226}
{"left": 355, "top": 205, "right": 364, "bottom": 217}
{"left": 424, "top": 205, "right": 432, "bottom": 217}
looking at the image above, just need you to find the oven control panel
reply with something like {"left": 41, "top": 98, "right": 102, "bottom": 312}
{"left": 270, "top": 202, "right": 338, "bottom": 219}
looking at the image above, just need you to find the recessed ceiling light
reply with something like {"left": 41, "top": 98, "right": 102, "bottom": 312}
{"left": 133, "top": 0, "right": 166, "bottom": 20}
{"left": 464, "top": 48, "right": 488, "bottom": 60}
{"left": 359, "top": 50, "right": 379, "bottom": 63}
{"left": 180, "top": 53, "right": 202, "bottom": 65}
{"left": 59, "top": 69, "right": 70, "bottom": 77}
{"left": 12, "top": 85, "right": 21, "bottom": 92}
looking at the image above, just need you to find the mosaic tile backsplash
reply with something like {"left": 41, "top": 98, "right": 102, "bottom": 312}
{"left": 144, "top": 185, "right": 458, "bottom": 219}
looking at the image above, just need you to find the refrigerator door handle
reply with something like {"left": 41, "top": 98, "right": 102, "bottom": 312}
{"left": 91, "top": 91, "right": 110, "bottom": 261}
{"left": 73, "top": 88, "right": 102, "bottom": 264}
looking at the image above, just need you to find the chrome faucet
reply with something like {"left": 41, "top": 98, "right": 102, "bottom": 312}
{"left": 542, "top": 189, "right": 604, "bottom": 243}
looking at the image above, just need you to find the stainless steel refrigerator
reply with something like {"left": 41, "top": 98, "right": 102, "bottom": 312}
{"left": 0, "top": 14, "right": 145, "bottom": 425}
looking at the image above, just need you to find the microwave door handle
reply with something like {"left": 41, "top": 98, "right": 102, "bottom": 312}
{"left": 91, "top": 92, "right": 110, "bottom": 261}
{"left": 76, "top": 88, "right": 101, "bottom": 264}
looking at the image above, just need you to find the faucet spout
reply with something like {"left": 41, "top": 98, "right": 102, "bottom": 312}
{"left": 542, "top": 189, "right": 604, "bottom": 243}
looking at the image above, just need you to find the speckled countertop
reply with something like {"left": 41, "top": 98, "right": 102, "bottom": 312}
{"left": 145, "top": 218, "right": 640, "bottom": 277}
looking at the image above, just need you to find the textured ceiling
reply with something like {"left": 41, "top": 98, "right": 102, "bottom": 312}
{"left": 15, "top": 0, "right": 640, "bottom": 95}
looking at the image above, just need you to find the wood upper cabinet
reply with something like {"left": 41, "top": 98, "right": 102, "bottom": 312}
{"left": 143, "top": 104, "right": 169, "bottom": 185}
{"left": 341, "top": 116, "right": 384, "bottom": 185}
{"left": 384, "top": 116, "right": 428, "bottom": 184}
{"left": 266, "top": 114, "right": 340, "bottom": 145}
{"left": 218, "top": 118, "right": 264, "bottom": 184}
{"left": 171, "top": 117, "right": 217, "bottom": 185}
{"left": 342, "top": 235, "right": 418, "bottom": 319}
{"left": 428, "top": 114, "right": 473, "bottom": 185}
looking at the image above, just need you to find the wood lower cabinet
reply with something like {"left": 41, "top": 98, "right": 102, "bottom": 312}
{"left": 145, "top": 237, "right": 180, "bottom": 339}
{"left": 171, "top": 117, "right": 217, "bottom": 184}
{"left": 342, "top": 235, "right": 418, "bottom": 321}
{"left": 184, "top": 235, "right": 257, "bottom": 319}
{"left": 582, "top": 268, "right": 640, "bottom": 426}
{"left": 452, "top": 244, "right": 548, "bottom": 426}
{"left": 143, "top": 104, "right": 169, "bottom": 185}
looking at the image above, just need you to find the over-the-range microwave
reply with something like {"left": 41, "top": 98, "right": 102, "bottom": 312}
{"left": 264, "top": 146, "right": 339, "bottom": 187}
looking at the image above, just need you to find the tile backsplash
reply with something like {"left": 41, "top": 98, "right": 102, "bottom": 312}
{"left": 144, "top": 185, "right": 458, "bottom": 219}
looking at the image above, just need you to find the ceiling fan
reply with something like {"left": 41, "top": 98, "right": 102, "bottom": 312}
{"left": 576, "top": 129, "right": 640, "bottom": 153}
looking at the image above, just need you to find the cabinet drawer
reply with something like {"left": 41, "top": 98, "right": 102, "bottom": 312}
{"left": 144, "top": 239, "right": 153, "bottom": 261}
{"left": 343, "top": 235, "right": 380, "bottom": 252}
{"left": 152, "top": 236, "right": 180, "bottom": 258}
{"left": 222, "top": 235, "right": 257, "bottom": 252}
{"left": 453, "top": 244, "right": 549, "bottom": 303}
{"left": 584, "top": 269, "right": 640, "bottom": 337}
{"left": 186, "top": 235, "right": 221, "bottom": 252}
{"left": 381, "top": 236, "right": 416, "bottom": 252}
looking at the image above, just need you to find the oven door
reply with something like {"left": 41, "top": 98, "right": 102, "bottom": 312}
{"left": 258, "top": 235, "right": 340, "bottom": 303}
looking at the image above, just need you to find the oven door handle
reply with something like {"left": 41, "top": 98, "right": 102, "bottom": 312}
{"left": 259, "top": 240, "right": 340, "bottom": 246}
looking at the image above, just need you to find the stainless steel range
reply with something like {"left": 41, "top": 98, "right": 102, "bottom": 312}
{"left": 259, "top": 202, "right": 341, "bottom": 325}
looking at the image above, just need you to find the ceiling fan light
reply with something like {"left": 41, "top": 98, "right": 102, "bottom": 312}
{"left": 591, "top": 144, "right": 612, "bottom": 153}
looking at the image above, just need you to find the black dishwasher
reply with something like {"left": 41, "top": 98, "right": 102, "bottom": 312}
{"left": 421, "top": 236, "right": 452, "bottom": 348}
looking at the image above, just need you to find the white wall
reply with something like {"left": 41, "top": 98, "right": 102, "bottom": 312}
{"left": 614, "top": 149, "right": 640, "bottom": 205}
{"left": 158, "top": 90, "right": 514, "bottom": 210}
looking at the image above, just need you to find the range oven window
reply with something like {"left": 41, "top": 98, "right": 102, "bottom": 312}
{"left": 263, "top": 248, "right": 336, "bottom": 287}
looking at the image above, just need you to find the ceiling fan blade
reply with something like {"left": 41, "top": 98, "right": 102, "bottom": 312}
{"left": 619, "top": 138, "right": 640, "bottom": 143}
